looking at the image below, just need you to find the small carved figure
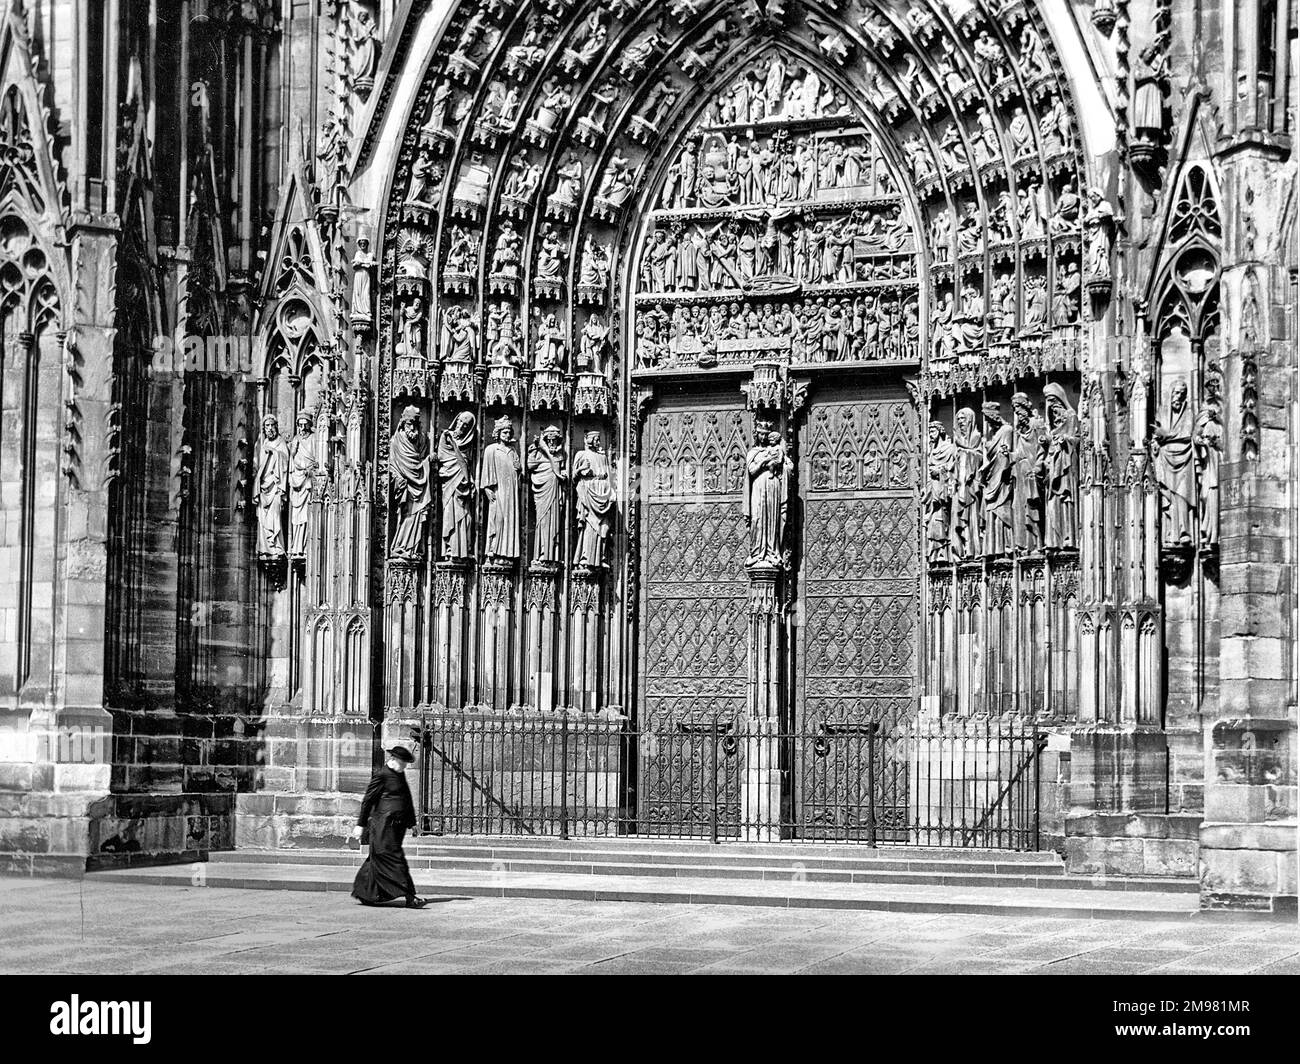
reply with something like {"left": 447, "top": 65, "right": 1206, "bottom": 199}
{"left": 579, "top": 312, "right": 610, "bottom": 374}
{"left": 436, "top": 411, "right": 476, "bottom": 559}
{"left": 390, "top": 406, "right": 434, "bottom": 562}
{"left": 405, "top": 151, "right": 443, "bottom": 206}
{"left": 550, "top": 150, "right": 584, "bottom": 207}
{"left": 533, "top": 313, "right": 566, "bottom": 370}
{"left": 490, "top": 221, "right": 521, "bottom": 278}
{"left": 951, "top": 407, "right": 983, "bottom": 558}
{"left": 579, "top": 235, "right": 611, "bottom": 289}
{"left": 1049, "top": 179, "right": 1082, "bottom": 234}
{"left": 254, "top": 414, "right": 290, "bottom": 559}
{"left": 439, "top": 305, "right": 478, "bottom": 363}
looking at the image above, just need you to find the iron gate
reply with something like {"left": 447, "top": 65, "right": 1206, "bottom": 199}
{"left": 413, "top": 709, "right": 1045, "bottom": 849}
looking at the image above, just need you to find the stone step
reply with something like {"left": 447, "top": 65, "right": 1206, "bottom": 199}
{"left": 404, "top": 834, "right": 1066, "bottom": 863}
{"left": 88, "top": 860, "right": 1205, "bottom": 920}
{"left": 210, "top": 848, "right": 1199, "bottom": 894}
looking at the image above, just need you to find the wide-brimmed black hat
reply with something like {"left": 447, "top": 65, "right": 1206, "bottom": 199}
{"left": 388, "top": 743, "right": 415, "bottom": 763}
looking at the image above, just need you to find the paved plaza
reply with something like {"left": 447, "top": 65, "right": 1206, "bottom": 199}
{"left": 1, "top": 878, "right": 1296, "bottom": 976}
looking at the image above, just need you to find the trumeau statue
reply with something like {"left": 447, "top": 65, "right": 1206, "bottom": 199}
{"left": 288, "top": 410, "right": 318, "bottom": 560}
{"left": 527, "top": 425, "right": 567, "bottom": 564}
{"left": 1154, "top": 378, "right": 1196, "bottom": 549}
{"left": 480, "top": 416, "right": 522, "bottom": 560}
{"left": 437, "top": 411, "right": 477, "bottom": 559}
{"left": 925, "top": 420, "right": 956, "bottom": 564}
{"left": 978, "top": 401, "right": 1014, "bottom": 557}
{"left": 389, "top": 406, "right": 434, "bottom": 563}
{"left": 1040, "top": 382, "right": 1080, "bottom": 550}
{"left": 745, "top": 419, "right": 793, "bottom": 568}
{"left": 573, "top": 431, "right": 614, "bottom": 568}
{"left": 255, "top": 414, "right": 290, "bottom": 559}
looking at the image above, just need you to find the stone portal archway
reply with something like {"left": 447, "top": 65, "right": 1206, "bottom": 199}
{"left": 375, "top": 0, "right": 1092, "bottom": 837}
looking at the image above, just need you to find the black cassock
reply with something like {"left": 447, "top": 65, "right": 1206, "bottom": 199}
{"left": 351, "top": 766, "right": 418, "bottom": 904}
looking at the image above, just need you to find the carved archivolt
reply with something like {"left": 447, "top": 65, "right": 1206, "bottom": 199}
{"left": 362, "top": 0, "right": 1098, "bottom": 718}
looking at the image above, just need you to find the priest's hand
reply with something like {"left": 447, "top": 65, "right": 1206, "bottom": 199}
{"left": 350, "top": 825, "right": 363, "bottom": 840}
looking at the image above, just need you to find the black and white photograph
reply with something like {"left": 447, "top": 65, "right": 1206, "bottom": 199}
{"left": 0, "top": 0, "right": 1296, "bottom": 1033}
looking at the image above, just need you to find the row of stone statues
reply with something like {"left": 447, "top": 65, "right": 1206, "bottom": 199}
{"left": 925, "top": 377, "right": 1223, "bottom": 565}
{"left": 925, "top": 387, "right": 1079, "bottom": 562}
{"left": 254, "top": 411, "right": 320, "bottom": 561}
{"left": 660, "top": 130, "right": 893, "bottom": 211}
{"left": 640, "top": 208, "right": 912, "bottom": 294}
{"left": 387, "top": 408, "right": 614, "bottom": 568}
{"left": 635, "top": 293, "right": 920, "bottom": 368}
{"left": 706, "top": 54, "right": 852, "bottom": 127}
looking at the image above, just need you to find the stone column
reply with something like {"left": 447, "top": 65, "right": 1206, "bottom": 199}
{"left": 525, "top": 561, "right": 560, "bottom": 713}
{"left": 742, "top": 564, "right": 783, "bottom": 841}
{"left": 1200, "top": 146, "right": 1297, "bottom": 912}
{"left": 569, "top": 565, "right": 602, "bottom": 714}
{"left": 431, "top": 559, "right": 471, "bottom": 708}
{"left": 479, "top": 558, "right": 514, "bottom": 711}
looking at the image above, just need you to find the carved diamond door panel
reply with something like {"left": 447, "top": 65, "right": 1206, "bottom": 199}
{"left": 797, "top": 395, "right": 920, "bottom": 839}
{"left": 638, "top": 403, "right": 752, "bottom": 835}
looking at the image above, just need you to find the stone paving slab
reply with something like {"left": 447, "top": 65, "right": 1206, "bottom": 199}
{"left": 0, "top": 878, "right": 1295, "bottom": 976}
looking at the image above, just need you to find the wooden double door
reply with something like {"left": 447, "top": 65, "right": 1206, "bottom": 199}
{"left": 634, "top": 380, "right": 920, "bottom": 838}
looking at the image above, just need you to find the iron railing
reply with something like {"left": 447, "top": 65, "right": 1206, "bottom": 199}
{"left": 413, "top": 708, "right": 1044, "bottom": 850}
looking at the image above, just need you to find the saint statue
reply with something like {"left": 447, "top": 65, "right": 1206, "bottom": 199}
{"left": 480, "top": 416, "right": 521, "bottom": 560}
{"left": 350, "top": 238, "right": 375, "bottom": 327}
{"left": 527, "top": 425, "right": 567, "bottom": 564}
{"left": 1084, "top": 188, "right": 1115, "bottom": 281}
{"left": 925, "top": 420, "right": 957, "bottom": 564}
{"left": 573, "top": 431, "right": 614, "bottom": 568}
{"left": 1040, "top": 382, "right": 1079, "bottom": 550}
{"left": 254, "top": 414, "right": 290, "bottom": 559}
{"left": 437, "top": 411, "right": 476, "bottom": 559}
{"left": 389, "top": 406, "right": 434, "bottom": 562}
{"left": 288, "top": 410, "right": 319, "bottom": 559}
{"left": 1010, "top": 392, "right": 1043, "bottom": 552}
{"left": 745, "top": 420, "right": 792, "bottom": 568}
{"left": 1154, "top": 378, "right": 1196, "bottom": 548}
{"left": 579, "top": 313, "right": 610, "bottom": 374}
{"left": 978, "top": 401, "right": 1014, "bottom": 556}
{"left": 1195, "top": 375, "right": 1222, "bottom": 549}
{"left": 951, "top": 407, "right": 983, "bottom": 558}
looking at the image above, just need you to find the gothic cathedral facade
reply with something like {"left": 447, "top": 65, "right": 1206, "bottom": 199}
{"left": 0, "top": 0, "right": 1295, "bottom": 912}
